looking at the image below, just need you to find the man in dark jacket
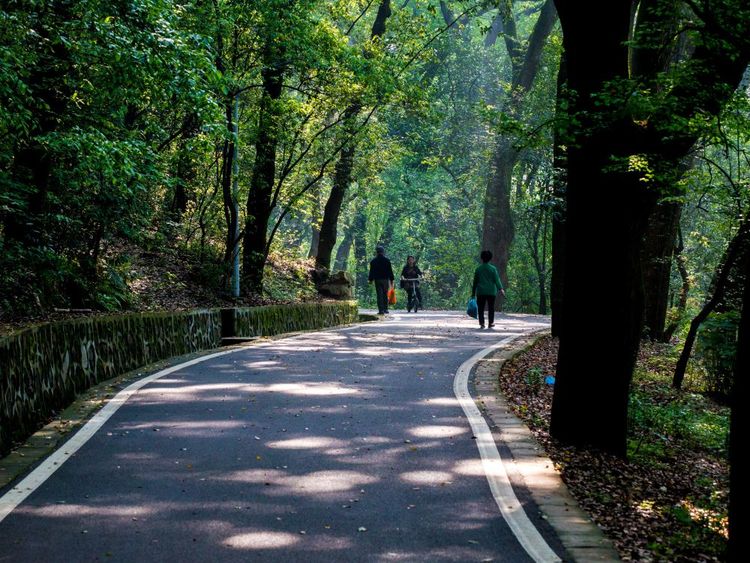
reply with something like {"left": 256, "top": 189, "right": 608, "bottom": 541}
{"left": 368, "top": 245, "right": 395, "bottom": 315}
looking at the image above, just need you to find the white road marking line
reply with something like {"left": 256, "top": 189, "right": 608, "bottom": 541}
{"left": 0, "top": 349, "right": 237, "bottom": 523}
{"left": 0, "top": 321, "right": 368, "bottom": 523}
{"left": 454, "top": 333, "right": 561, "bottom": 563}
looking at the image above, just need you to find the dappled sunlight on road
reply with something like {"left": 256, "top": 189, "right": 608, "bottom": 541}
{"left": 223, "top": 530, "right": 301, "bottom": 549}
{"left": 0, "top": 311, "right": 551, "bottom": 562}
{"left": 407, "top": 425, "right": 467, "bottom": 438}
{"left": 399, "top": 470, "right": 454, "bottom": 485}
{"left": 220, "top": 468, "right": 379, "bottom": 495}
{"left": 18, "top": 503, "right": 155, "bottom": 518}
{"left": 266, "top": 436, "right": 348, "bottom": 450}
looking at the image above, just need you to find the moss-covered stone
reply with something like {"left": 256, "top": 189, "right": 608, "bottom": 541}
{"left": 232, "top": 301, "right": 358, "bottom": 337}
{"left": 0, "top": 310, "right": 220, "bottom": 455}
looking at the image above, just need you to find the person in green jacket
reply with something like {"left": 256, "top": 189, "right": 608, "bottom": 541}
{"left": 472, "top": 250, "right": 506, "bottom": 329}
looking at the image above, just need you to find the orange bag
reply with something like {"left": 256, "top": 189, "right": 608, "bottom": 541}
{"left": 387, "top": 287, "right": 397, "bottom": 305}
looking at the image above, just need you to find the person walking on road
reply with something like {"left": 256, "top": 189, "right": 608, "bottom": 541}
{"left": 472, "top": 250, "right": 505, "bottom": 329}
{"left": 369, "top": 245, "right": 395, "bottom": 315}
{"left": 400, "top": 255, "right": 423, "bottom": 312}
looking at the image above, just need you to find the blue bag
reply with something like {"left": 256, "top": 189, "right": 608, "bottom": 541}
{"left": 466, "top": 297, "right": 478, "bottom": 318}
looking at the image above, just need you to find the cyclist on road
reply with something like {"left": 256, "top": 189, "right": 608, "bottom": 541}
{"left": 400, "top": 255, "right": 423, "bottom": 313}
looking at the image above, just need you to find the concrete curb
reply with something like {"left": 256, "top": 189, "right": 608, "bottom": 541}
{"left": 473, "top": 331, "right": 622, "bottom": 563}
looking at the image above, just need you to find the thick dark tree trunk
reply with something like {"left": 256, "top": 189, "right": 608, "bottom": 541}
{"left": 5, "top": 3, "right": 73, "bottom": 246}
{"left": 309, "top": 226, "right": 321, "bottom": 259}
{"left": 316, "top": 111, "right": 357, "bottom": 270}
{"left": 242, "top": 50, "right": 284, "bottom": 295}
{"left": 353, "top": 205, "right": 369, "bottom": 296}
{"left": 314, "top": 0, "right": 391, "bottom": 274}
{"left": 171, "top": 112, "right": 200, "bottom": 219}
{"left": 549, "top": 0, "right": 646, "bottom": 457}
{"left": 307, "top": 183, "right": 323, "bottom": 259}
{"left": 729, "top": 252, "right": 750, "bottom": 561}
{"left": 221, "top": 99, "right": 237, "bottom": 268}
{"left": 641, "top": 201, "right": 682, "bottom": 341}
{"left": 550, "top": 0, "right": 750, "bottom": 456}
{"left": 481, "top": 138, "right": 516, "bottom": 309}
{"left": 550, "top": 130, "right": 655, "bottom": 457}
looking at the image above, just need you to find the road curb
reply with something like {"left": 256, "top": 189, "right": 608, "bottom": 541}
{"left": 473, "top": 331, "right": 622, "bottom": 563}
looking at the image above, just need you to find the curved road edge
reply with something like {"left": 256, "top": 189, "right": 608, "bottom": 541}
{"left": 472, "top": 330, "right": 622, "bottom": 562}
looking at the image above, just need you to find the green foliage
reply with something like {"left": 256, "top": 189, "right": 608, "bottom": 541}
{"left": 262, "top": 254, "right": 319, "bottom": 302}
{"left": 629, "top": 377, "right": 730, "bottom": 459}
{"left": 695, "top": 311, "right": 739, "bottom": 400}
{"left": 524, "top": 365, "right": 545, "bottom": 394}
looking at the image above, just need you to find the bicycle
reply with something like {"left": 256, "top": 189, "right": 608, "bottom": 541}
{"left": 401, "top": 277, "right": 424, "bottom": 313}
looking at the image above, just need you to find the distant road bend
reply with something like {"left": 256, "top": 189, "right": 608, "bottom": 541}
{"left": 0, "top": 311, "right": 564, "bottom": 562}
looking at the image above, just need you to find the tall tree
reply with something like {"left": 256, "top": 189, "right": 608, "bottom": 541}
{"left": 315, "top": 0, "right": 392, "bottom": 273}
{"left": 549, "top": 0, "right": 750, "bottom": 455}
{"left": 481, "top": 0, "right": 557, "bottom": 309}
{"left": 243, "top": 39, "right": 285, "bottom": 294}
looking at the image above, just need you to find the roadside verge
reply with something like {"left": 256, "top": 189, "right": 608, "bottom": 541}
{"left": 472, "top": 331, "right": 621, "bottom": 562}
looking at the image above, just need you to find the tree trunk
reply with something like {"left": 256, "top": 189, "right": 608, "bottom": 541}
{"left": 353, "top": 205, "right": 369, "bottom": 296}
{"left": 170, "top": 112, "right": 200, "bottom": 220}
{"left": 729, "top": 251, "right": 750, "bottom": 562}
{"left": 641, "top": 201, "right": 682, "bottom": 341}
{"left": 307, "top": 182, "right": 323, "bottom": 259}
{"left": 5, "top": 3, "right": 73, "bottom": 246}
{"left": 550, "top": 128, "right": 655, "bottom": 457}
{"left": 315, "top": 109, "right": 357, "bottom": 270}
{"left": 549, "top": 0, "right": 750, "bottom": 456}
{"left": 221, "top": 99, "right": 237, "bottom": 267}
{"left": 481, "top": 0, "right": 557, "bottom": 311}
{"left": 673, "top": 215, "right": 750, "bottom": 389}
{"left": 242, "top": 49, "right": 284, "bottom": 295}
{"left": 549, "top": 0, "right": 646, "bottom": 457}
{"left": 481, "top": 137, "right": 516, "bottom": 310}
{"left": 663, "top": 226, "right": 690, "bottom": 342}
{"left": 334, "top": 223, "right": 355, "bottom": 272}
{"left": 315, "top": 0, "right": 391, "bottom": 274}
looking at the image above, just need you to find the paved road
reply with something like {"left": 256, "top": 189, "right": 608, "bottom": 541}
{"left": 0, "top": 311, "right": 559, "bottom": 562}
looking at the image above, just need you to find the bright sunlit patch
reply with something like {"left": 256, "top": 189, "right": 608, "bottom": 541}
{"left": 452, "top": 459, "right": 487, "bottom": 476}
{"left": 138, "top": 382, "right": 246, "bottom": 395}
{"left": 221, "top": 469, "right": 377, "bottom": 494}
{"left": 399, "top": 470, "right": 453, "bottom": 485}
{"left": 287, "top": 470, "right": 378, "bottom": 493}
{"left": 223, "top": 531, "right": 300, "bottom": 549}
{"left": 241, "top": 382, "right": 361, "bottom": 396}
{"left": 407, "top": 425, "right": 467, "bottom": 438}
{"left": 418, "top": 397, "right": 460, "bottom": 407}
{"left": 266, "top": 436, "right": 347, "bottom": 450}
{"left": 23, "top": 504, "right": 153, "bottom": 517}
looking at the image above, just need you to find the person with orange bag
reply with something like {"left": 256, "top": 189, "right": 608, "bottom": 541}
{"left": 368, "top": 245, "right": 395, "bottom": 316}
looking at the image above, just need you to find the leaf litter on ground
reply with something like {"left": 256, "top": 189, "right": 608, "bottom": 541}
{"left": 498, "top": 335, "right": 728, "bottom": 562}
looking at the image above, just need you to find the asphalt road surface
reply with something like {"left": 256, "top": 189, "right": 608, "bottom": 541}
{"left": 0, "top": 311, "right": 562, "bottom": 562}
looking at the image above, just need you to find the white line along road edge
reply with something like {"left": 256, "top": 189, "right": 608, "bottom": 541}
{"left": 0, "top": 348, "right": 236, "bottom": 523}
{"left": 0, "top": 321, "right": 364, "bottom": 523}
{"left": 454, "top": 333, "right": 561, "bottom": 563}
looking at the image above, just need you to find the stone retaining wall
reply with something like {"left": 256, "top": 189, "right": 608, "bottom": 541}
{"left": 0, "top": 302, "right": 357, "bottom": 455}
